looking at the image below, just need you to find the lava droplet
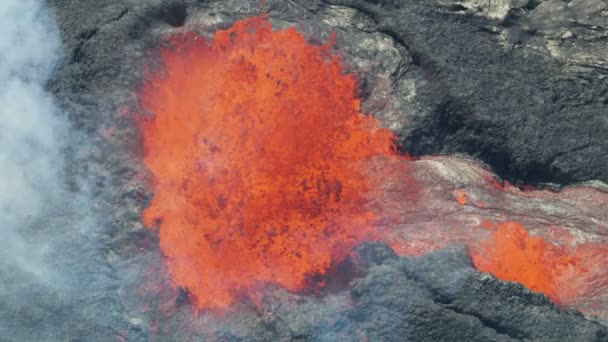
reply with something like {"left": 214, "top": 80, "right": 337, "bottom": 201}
{"left": 139, "top": 15, "right": 395, "bottom": 309}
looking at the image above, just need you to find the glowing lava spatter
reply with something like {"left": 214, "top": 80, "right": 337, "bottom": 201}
{"left": 139, "top": 16, "right": 395, "bottom": 309}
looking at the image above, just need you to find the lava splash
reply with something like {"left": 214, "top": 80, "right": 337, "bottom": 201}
{"left": 139, "top": 16, "right": 395, "bottom": 309}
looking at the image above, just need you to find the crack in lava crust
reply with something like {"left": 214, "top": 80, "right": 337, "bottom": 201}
{"left": 139, "top": 16, "right": 396, "bottom": 309}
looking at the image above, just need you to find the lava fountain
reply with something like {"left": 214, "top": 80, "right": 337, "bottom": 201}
{"left": 138, "top": 15, "right": 608, "bottom": 318}
{"left": 139, "top": 16, "right": 396, "bottom": 309}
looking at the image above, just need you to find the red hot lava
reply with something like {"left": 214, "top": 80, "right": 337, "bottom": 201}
{"left": 139, "top": 16, "right": 395, "bottom": 309}
{"left": 471, "top": 221, "right": 608, "bottom": 306}
{"left": 138, "top": 15, "right": 608, "bottom": 317}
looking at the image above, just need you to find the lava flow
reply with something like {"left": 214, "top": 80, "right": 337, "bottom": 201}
{"left": 139, "top": 16, "right": 395, "bottom": 309}
{"left": 138, "top": 15, "right": 608, "bottom": 316}
{"left": 471, "top": 221, "right": 608, "bottom": 306}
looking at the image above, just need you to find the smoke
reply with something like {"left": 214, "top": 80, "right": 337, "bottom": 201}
{"left": 0, "top": 0, "right": 65, "bottom": 280}
{"left": 0, "top": 2, "right": 125, "bottom": 340}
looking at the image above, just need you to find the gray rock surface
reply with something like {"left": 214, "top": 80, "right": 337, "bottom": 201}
{"left": 337, "top": 0, "right": 608, "bottom": 186}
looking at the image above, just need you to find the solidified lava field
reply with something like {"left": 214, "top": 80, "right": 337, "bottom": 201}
{"left": 2, "top": 0, "right": 608, "bottom": 341}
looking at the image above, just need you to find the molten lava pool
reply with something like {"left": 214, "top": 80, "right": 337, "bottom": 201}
{"left": 138, "top": 15, "right": 608, "bottom": 317}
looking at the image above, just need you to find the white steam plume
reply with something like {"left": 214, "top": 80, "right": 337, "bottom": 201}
{"left": 0, "top": 0, "right": 65, "bottom": 278}
{"left": 0, "top": 3, "right": 125, "bottom": 340}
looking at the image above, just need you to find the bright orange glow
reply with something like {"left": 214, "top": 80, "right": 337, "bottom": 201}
{"left": 471, "top": 222, "right": 560, "bottom": 299}
{"left": 139, "top": 16, "right": 395, "bottom": 309}
{"left": 454, "top": 189, "right": 468, "bottom": 205}
{"left": 471, "top": 222, "right": 608, "bottom": 304}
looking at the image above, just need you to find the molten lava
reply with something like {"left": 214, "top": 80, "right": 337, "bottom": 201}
{"left": 472, "top": 222, "right": 565, "bottom": 300}
{"left": 471, "top": 222, "right": 608, "bottom": 307}
{"left": 139, "top": 16, "right": 395, "bottom": 309}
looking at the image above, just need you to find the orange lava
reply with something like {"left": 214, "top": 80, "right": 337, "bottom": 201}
{"left": 454, "top": 189, "right": 468, "bottom": 205}
{"left": 139, "top": 16, "right": 395, "bottom": 309}
{"left": 471, "top": 222, "right": 608, "bottom": 305}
